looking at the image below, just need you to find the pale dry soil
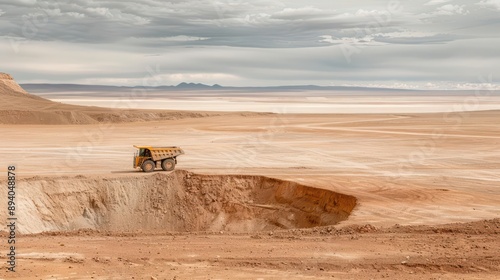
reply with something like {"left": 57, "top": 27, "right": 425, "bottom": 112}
{"left": 0, "top": 111, "right": 499, "bottom": 279}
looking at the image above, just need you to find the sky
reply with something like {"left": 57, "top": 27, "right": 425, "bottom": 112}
{"left": 0, "top": 0, "right": 499, "bottom": 89}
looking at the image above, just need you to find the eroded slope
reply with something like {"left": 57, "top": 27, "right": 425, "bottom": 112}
{"left": 3, "top": 171, "right": 357, "bottom": 234}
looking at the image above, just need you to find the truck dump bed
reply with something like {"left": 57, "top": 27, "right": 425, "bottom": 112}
{"left": 133, "top": 145, "right": 184, "bottom": 161}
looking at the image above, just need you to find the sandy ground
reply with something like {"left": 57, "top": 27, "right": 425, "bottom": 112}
{"left": 1, "top": 219, "right": 499, "bottom": 280}
{"left": 48, "top": 95, "right": 500, "bottom": 113}
{"left": 1, "top": 73, "right": 499, "bottom": 279}
{"left": 0, "top": 110, "right": 499, "bottom": 279}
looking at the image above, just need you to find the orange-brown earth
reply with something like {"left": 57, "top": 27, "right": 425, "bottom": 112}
{"left": 0, "top": 73, "right": 499, "bottom": 279}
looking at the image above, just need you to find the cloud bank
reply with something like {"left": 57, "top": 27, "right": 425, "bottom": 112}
{"left": 0, "top": 0, "right": 498, "bottom": 88}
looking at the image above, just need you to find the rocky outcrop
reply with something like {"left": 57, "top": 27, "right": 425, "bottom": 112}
{"left": 0, "top": 72, "right": 28, "bottom": 94}
{"left": 0, "top": 73, "right": 14, "bottom": 80}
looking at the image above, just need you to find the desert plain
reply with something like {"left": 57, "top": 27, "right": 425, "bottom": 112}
{"left": 0, "top": 73, "right": 499, "bottom": 279}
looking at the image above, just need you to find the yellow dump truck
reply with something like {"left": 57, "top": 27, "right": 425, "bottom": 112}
{"left": 133, "top": 145, "right": 184, "bottom": 172}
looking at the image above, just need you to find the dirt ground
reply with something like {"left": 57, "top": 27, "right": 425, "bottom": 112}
{"left": 0, "top": 218, "right": 497, "bottom": 280}
{"left": 0, "top": 110, "right": 499, "bottom": 279}
{"left": 1, "top": 73, "right": 500, "bottom": 279}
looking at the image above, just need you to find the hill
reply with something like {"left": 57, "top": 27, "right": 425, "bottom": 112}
{"left": 0, "top": 73, "right": 229, "bottom": 124}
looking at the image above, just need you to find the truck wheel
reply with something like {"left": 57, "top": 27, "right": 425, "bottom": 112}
{"left": 161, "top": 159, "right": 175, "bottom": 171}
{"left": 142, "top": 160, "right": 155, "bottom": 172}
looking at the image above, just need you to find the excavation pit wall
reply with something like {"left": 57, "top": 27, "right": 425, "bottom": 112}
{"left": 6, "top": 171, "right": 357, "bottom": 234}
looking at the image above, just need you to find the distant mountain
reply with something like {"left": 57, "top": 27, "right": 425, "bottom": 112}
{"left": 21, "top": 82, "right": 415, "bottom": 93}
{"left": 21, "top": 83, "right": 132, "bottom": 92}
{"left": 175, "top": 82, "right": 222, "bottom": 89}
{"left": 20, "top": 82, "right": 496, "bottom": 99}
{"left": 22, "top": 82, "right": 227, "bottom": 92}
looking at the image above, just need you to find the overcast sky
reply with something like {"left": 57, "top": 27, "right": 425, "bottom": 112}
{"left": 1, "top": 0, "right": 499, "bottom": 88}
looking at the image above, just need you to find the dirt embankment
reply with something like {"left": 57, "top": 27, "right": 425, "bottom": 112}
{"left": 0, "top": 171, "right": 357, "bottom": 234}
{"left": 0, "top": 72, "right": 267, "bottom": 124}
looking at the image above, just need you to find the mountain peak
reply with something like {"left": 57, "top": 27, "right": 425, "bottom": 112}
{"left": 176, "top": 82, "right": 222, "bottom": 89}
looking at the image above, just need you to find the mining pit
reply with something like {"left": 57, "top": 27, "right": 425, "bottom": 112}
{"left": 12, "top": 171, "right": 357, "bottom": 234}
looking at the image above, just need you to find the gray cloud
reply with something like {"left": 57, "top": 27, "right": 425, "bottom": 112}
{"left": 0, "top": 0, "right": 499, "bottom": 88}
{"left": 477, "top": 0, "right": 500, "bottom": 10}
